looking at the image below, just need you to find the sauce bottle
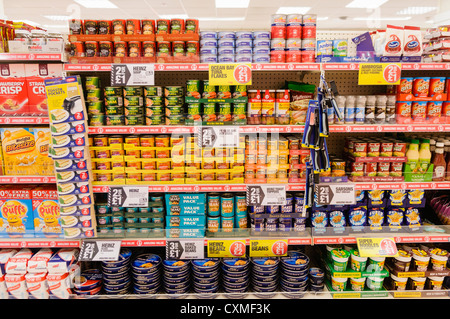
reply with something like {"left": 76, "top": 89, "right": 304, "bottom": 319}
{"left": 432, "top": 142, "right": 446, "bottom": 181}
{"left": 418, "top": 139, "right": 431, "bottom": 173}
{"left": 406, "top": 139, "right": 420, "bottom": 172}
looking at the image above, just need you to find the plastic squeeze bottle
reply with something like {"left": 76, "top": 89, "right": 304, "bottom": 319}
{"left": 432, "top": 142, "right": 446, "bottom": 181}
{"left": 406, "top": 139, "right": 420, "bottom": 173}
{"left": 419, "top": 139, "right": 432, "bottom": 173}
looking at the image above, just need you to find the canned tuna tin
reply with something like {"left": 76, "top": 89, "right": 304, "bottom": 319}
{"left": 165, "top": 96, "right": 183, "bottom": 106}
{"left": 104, "top": 86, "right": 123, "bottom": 97}
{"left": 164, "top": 86, "right": 184, "bottom": 97}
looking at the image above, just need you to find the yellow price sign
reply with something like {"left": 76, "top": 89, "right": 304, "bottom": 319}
{"left": 207, "top": 240, "right": 246, "bottom": 258}
{"left": 358, "top": 63, "right": 402, "bottom": 85}
{"left": 208, "top": 63, "right": 252, "bottom": 86}
{"left": 249, "top": 239, "right": 288, "bottom": 257}
{"left": 356, "top": 237, "right": 398, "bottom": 258}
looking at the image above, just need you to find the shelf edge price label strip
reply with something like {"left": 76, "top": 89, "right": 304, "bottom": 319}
{"left": 110, "top": 63, "right": 155, "bottom": 87}
{"left": 249, "top": 239, "right": 288, "bottom": 257}
{"left": 356, "top": 237, "right": 399, "bottom": 258}
{"left": 207, "top": 240, "right": 246, "bottom": 258}
{"left": 166, "top": 238, "right": 205, "bottom": 260}
{"left": 79, "top": 240, "right": 122, "bottom": 261}
{"left": 246, "top": 184, "right": 287, "bottom": 206}
{"left": 45, "top": 76, "right": 97, "bottom": 239}
{"left": 107, "top": 186, "right": 149, "bottom": 208}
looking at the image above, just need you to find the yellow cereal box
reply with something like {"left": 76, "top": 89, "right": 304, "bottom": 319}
{"left": 32, "top": 127, "right": 54, "bottom": 176}
{"left": 0, "top": 128, "right": 38, "bottom": 176}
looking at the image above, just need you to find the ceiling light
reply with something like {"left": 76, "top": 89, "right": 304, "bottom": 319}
{"left": 159, "top": 15, "right": 189, "bottom": 20}
{"left": 215, "top": 0, "right": 250, "bottom": 8}
{"left": 198, "top": 17, "right": 246, "bottom": 21}
{"left": 397, "top": 7, "right": 437, "bottom": 15}
{"left": 346, "top": 0, "right": 389, "bottom": 9}
{"left": 276, "top": 7, "right": 311, "bottom": 15}
{"left": 44, "top": 15, "right": 71, "bottom": 21}
{"left": 353, "top": 16, "right": 412, "bottom": 21}
{"left": 73, "top": 0, "right": 118, "bottom": 9}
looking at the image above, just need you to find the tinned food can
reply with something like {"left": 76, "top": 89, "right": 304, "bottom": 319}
{"left": 126, "top": 19, "right": 141, "bottom": 35}
{"left": 125, "top": 116, "right": 144, "bottom": 126}
{"left": 186, "top": 80, "right": 201, "bottom": 98}
{"left": 104, "top": 86, "right": 123, "bottom": 97}
{"left": 144, "top": 86, "right": 163, "bottom": 97}
{"left": 142, "top": 41, "right": 156, "bottom": 57}
{"left": 114, "top": 41, "right": 128, "bottom": 57}
{"left": 98, "top": 20, "right": 112, "bottom": 35}
{"left": 141, "top": 20, "right": 155, "bottom": 34}
{"left": 99, "top": 41, "right": 113, "bottom": 57}
{"left": 85, "top": 41, "right": 99, "bottom": 57}
{"left": 123, "top": 86, "right": 144, "bottom": 97}
{"left": 128, "top": 41, "right": 141, "bottom": 57}
{"left": 164, "top": 86, "right": 184, "bottom": 97}
{"left": 112, "top": 19, "right": 127, "bottom": 34}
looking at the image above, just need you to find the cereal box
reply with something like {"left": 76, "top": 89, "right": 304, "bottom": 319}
{"left": 0, "top": 63, "right": 28, "bottom": 116}
{"left": 25, "top": 63, "right": 63, "bottom": 117}
{"left": 32, "top": 127, "right": 55, "bottom": 176}
{"left": 32, "top": 186, "right": 63, "bottom": 238}
{"left": 0, "top": 186, "right": 34, "bottom": 238}
{"left": 0, "top": 128, "right": 37, "bottom": 176}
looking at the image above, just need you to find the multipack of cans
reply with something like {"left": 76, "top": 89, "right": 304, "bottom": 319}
{"left": 270, "top": 13, "right": 317, "bottom": 63}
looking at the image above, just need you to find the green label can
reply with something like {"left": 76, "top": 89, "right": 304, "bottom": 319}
{"left": 165, "top": 105, "right": 184, "bottom": 116}
{"left": 123, "top": 86, "right": 144, "bottom": 97}
{"left": 146, "top": 115, "right": 165, "bottom": 125}
{"left": 164, "top": 86, "right": 184, "bottom": 97}
{"left": 233, "top": 85, "right": 247, "bottom": 98}
{"left": 125, "top": 115, "right": 144, "bottom": 126}
{"left": 86, "top": 88, "right": 101, "bottom": 102}
{"left": 165, "top": 96, "right": 183, "bottom": 106}
{"left": 88, "top": 101, "right": 104, "bottom": 114}
{"left": 104, "top": 86, "right": 122, "bottom": 97}
{"left": 146, "top": 106, "right": 165, "bottom": 117}
{"left": 85, "top": 76, "right": 100, "bottom": 90}
{"left": 105, "top": 105, "right": 124, "bottom": 115}
{"left": 144, "top": 86, "right": 163, "bottom": 97}
{"left": 105, "top": 95, "right": 123, "bottom": 106}
{"left": 202, "top": 80, "right": 216, "bottom": 99}
{"left": 125, "top": 105, "right": 144, "bottom": 116}
{"left": 145, "top": 96, "right": 163, "bottom": 107}
{"left": 106, "top": 115, "right": 125, "bottom": 126}
{"left": 187, "top": 103, "right": 201, "bottom": 121}
{"left": 165, "top": 114, "right": 185, "bottom": 125}
{"left": 218, "top": 85, "right": 231, "bottom": 99}
{"left": 124, "top": 96, "right": 144, "bottom": 107}
{"left": 89, "top": 114, "right": 105, "bottom": 126}
{"left": 218, "top": 103, "right": 232, "bottom": 122}
{"left": 186, "top": 80, "right": 201, "bottom": 98}
{"left": 202, "top": 103, "right": 217, "bottom": 122}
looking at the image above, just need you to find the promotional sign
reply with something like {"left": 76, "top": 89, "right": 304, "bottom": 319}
{"left": 208, "top": 63, "right": 252, "bottom": 86}
{"left": 197, "top": 126, "right": 239, "bottom": 148}
{"left": 314, "top": 184, "right": 356, "bottom": 206}
{"left": 358, "top": 63, "right": 401, "bottom": 85}
{"left": 107, "top": 186, "right": 149, "bottom": 207}
{"left": 79, "top": 240, "right": 121, "bottom": 261}
{"left": 111, "top": 64, "right": 155, "bottom": 86}
{"left": 207, "top": 240, "right": 246, "bottom": 258}
{"left": 246, "top": 185, "right": 287, "bottom": 206}
{"left": 356, "top": 237, "right": 399, "bottom": 258}
{"left": 166, "top": 239, "right": 204, "bottom": 260}
{"left": 249, "top": 240, "right": 288, "bottom": 257}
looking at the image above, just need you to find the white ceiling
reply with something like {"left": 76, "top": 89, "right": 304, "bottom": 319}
{"left": 1, "top": 0, "right": 448, "bottom": 33}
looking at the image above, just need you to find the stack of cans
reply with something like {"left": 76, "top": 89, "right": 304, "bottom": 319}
{"left": 131, "top": 253, "right": 162, "bottom": 294}
{"left": 199, "top": 31, "right": 271, "bottom": 64}
{"left": 164, "top": 86, "right": 185, "bottom": 125}
{"left": 251, "top": 257, "right": 279, "bottom": 296}
{"left": 104, "top": 86, "right": 125, "bottom": 126}
{"left": 73, "top": 269, "right": 103, "bottom": 296}
{"left": 123, "top": 86, "right": 145, "bottom": 125}
{"left": 144, "top": 86, "right": 164, "bottom": 125}
{"left": 191, "top": 258, "right": 221, "bottom": 296}
{"left": 280, "top": 251, "right": 310, "bottom": 298}
{"left": 163, "top": 260, "right": 191, "bottom": 295}
{"left": 221, "top": 257, "right": 250, "bottom": 296}
{"left": 101, "top": 248, "right": 132, "bottom": 295}
{"left": 85, "top": 76, "right": 105, "bottom": 126}
{"left": 270, "top": 13, "right": 317, "bottom": 63}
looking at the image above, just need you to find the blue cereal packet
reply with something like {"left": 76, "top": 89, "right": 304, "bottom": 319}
{"left": 347, "top": 206, "right": 367, "bottom": 229}
{"left": 367, "top": 207, "right": 384, "bottom": 229}
{"left": 385, "top": 207, "right": 405, "bottom": 229}
{"left": 406, "top": 189, "right": 425, "bottom": 207}
{"left": 388, "top": 190, "right": 407, "bottom": 206}
{"left": 355, "top": 190, "right": 367, "bottom": 205}
{"left": 311, "top": 210, "right": 328, "bottom": 228}
{"left": 405, "top": 207, "right": 421, "bottom": 229}
{"left": 367, "top": 190, "right": 386, "bottom": 207}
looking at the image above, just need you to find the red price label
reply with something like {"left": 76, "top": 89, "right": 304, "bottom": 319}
{"left": 74, "top": 112, "right": 83, "bottom": 120}
{"left": 383, "top": 64, "right": 401, "bottom": 83}
{"left": 233, "top": 64, "right": 252, "bottom": 84}
{"left": 272, "top": 241, "right": 288, "bottom": 256}
{"left": 75, "top": 124, "right": 84, "bottom": 132}
{"left": 229, "top": 241, "right": 246, "bottom": 257}
{"left": 79, "top": 172, "right": 88, "bottom": 180}
{"left": 380, "top": 238, "right": 397, "bottom": 256}
{"left": 77, "top": 161, "right": 86, "bottom": 169}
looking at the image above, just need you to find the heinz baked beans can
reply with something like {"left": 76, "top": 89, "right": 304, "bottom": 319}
{"left": 98, "top": 20, "right": 112, "bottom": 35}
{"left": 112, "top": 19, "right": 127, "bottom": 34}
{"left": 126, "top": 19, "right": 141, "bottom": 35}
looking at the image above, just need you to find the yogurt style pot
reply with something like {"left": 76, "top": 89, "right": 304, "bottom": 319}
{"left": 163, "top": 260, "right": 190, "bottom": 272}
{"left": 221, "top": 257, "right": 250, "bottom": 272}
{"left": 101, "top": 248, "right": 132, "bottom": 268}
{"left": 132, "top": 253, "right": 162, "bottom": 273}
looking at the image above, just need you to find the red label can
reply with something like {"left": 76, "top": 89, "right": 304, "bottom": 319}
{"left": 365, "top": 162, "right": 378, "bottom": 177}
{"left": 70, "top": 42, "right": 85, "bottom": 57}
{"left": 286, "top": 25, "right": 302, "bottom": 39}
{"left": 114, "top": 41, "right": 128, "bottom": 57}
{"left": 128, "top": 41, "right": 141, "bottom": 57}
{"left": 270, "top": 50, "right": 285, "bottom": 63}
{"left": 285, "top": 49, "right": 301, "bottom": 63}
{"left": 301, "top": 49, "right": 316, "bottom": 63}
{"left": 142, "top": 20, "right": 155, "bottom": 34}
{"left": 429, "top": 77, "right": 446, "bottom": 96}
{"left": 271, "top": 25, "right": 286, "bottom": 39}
{"left": 302, "top": 25, "right": 316, "bottom": 39}
{"left": 377, "top": 162, "right": 390, "bottom": 177}
{"left": 84, "top": 41, "right": 99, "bottom": 57}
{"left": 98, "top": 20, "right": 112, "bottom": 35}
{"left": 443, "top": 101, "right": 450, "bottom": 117}
{"left": 390, "top": 162, "right": 403, "bottom": 177}
{"left": 126, "top": 19, "right": 141, "bottom": 35}
{"left": 142, "top": 41, "right": 156, "bottom": 57}
{"left": 112, "top": 19, "right": 127, "bottom": 35}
